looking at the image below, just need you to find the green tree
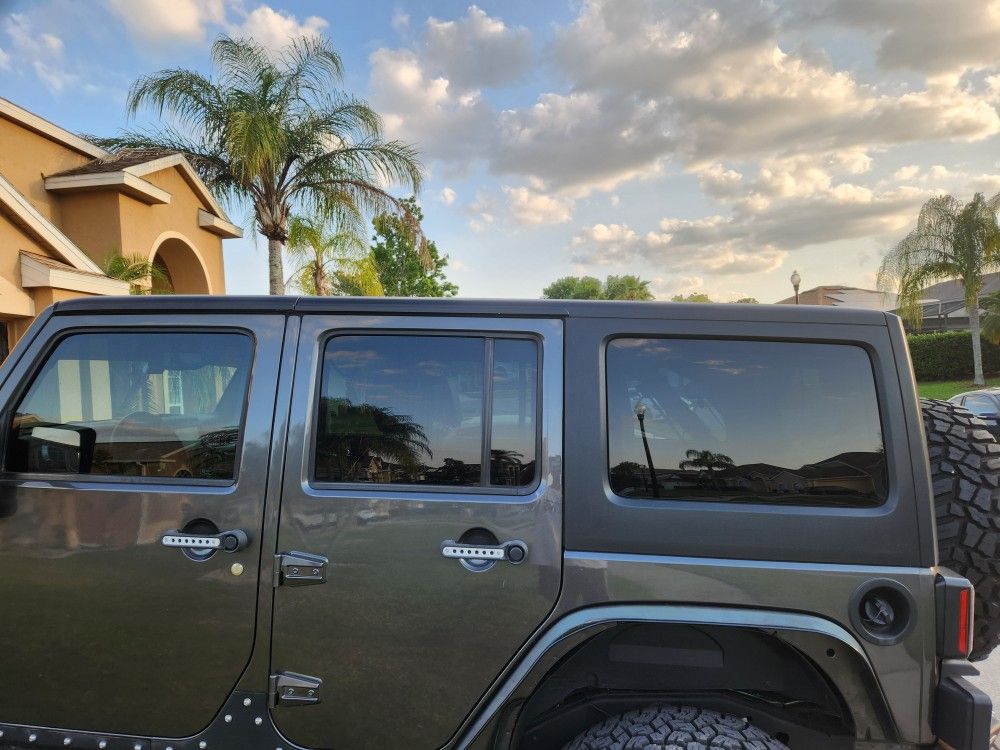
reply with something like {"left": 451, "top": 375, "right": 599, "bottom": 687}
{"left": 878, "top": 192, "right": 1000, "bottom": 385}
{"left": 678, "top": 449, "right": 735, "bottom": 490}
{"left": 542, "top": 274, "right": 653, "bottom": 300}
{"left": 733, "top": 297, "right": 759, "bottom": 304}
{"left": 94, "top": 36, "right": 423, "bottom": 295}
{"left": 603, "top": 274, "right": 654, "bottom": 300}
{"left": 286, "top": 214, "right": 383, "bottom": 296}
{"left": 101, "top": 251, "right": 171, "bottom": 295}
{"left": 542, "top": 276, "right": 604, "bottom": 299}
{"left": 671, "top": 292, "right": 713, "bottom": 303}
{"left": 370, "top": 197, "right": 457, "bottom": 297}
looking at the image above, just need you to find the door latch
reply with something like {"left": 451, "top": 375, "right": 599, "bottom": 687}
{"left": 274, "top": 551, "right": 328, "bottom": 587}
{"left": 162, "top": 529, "right": 249, "bottom": 553}
{"left": 441, "top": 539, "right": 528, "bottom": 565}
{"left": 269, "top": 671, "right": 322, "bottom": 707}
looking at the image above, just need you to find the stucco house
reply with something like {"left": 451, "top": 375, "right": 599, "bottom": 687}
{"left": 0, "top": 97, "right": 242, "bottom": 355}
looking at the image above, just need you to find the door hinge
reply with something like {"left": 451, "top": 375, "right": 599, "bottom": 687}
{"left": 269, "top": 671, "right": 322, "bottom": 707}
{"left": 273, "top": 551, "right": 328, "bottom": 587}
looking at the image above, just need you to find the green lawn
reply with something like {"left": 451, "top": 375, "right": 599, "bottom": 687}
{"left": 918, "top": 377, "right": 1000, "bottom": 400}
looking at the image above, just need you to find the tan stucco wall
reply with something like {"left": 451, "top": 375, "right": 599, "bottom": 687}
{"left": 0, "top": 211, "right": 50, "bottom": 318}
{"left": 57, "top": 191, "right": 124, "bottom": 265}
{"left": 0, "top": 116, "right": 93, "bottom": 226}
{"left": 116, "top": 167, "right": 227, "bottom": 294}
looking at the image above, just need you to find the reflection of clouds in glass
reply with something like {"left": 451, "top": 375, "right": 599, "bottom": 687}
{"left": 328, "top": 348, "right": 381, "bottom": 369}
{"left": 607, "top": 337, "right": 886, "bottom": 506}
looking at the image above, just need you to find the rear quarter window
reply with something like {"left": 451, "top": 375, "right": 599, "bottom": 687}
{"left": 606, "top": 338, "right": 887, "bottom": 507}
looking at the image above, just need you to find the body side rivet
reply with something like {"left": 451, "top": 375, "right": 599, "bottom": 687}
{"left": 63, "top": 739, "right": 71, "bottom": 746}
{"left": 255, "top": 717, "right": 263, "bottom": 726}
{"left": 243, "top": 698, "right": 252, "bottom": 707}
{"left": 231, "top": 562, "right": 244, "bottom": 576}
{"left": 200, "top": 741, "right": 208, "bottom": 749}
{"left": 98, "top": 742, "right": 107, "bottom": 749}
{"left": 28, "top": 734, "right": 36, "bottom": 743}
{"left": 224, "top": 714, "right": 232, "bottom": 723}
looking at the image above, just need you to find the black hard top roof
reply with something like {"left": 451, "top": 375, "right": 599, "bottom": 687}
{"left": 52, "top": 295, "right": 891, "bottom": 325}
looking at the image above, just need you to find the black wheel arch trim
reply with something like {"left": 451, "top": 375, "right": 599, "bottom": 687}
{"left": 448, "top": 603, "right": 900, "bottom": 749}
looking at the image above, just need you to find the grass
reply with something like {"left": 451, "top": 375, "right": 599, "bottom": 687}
{"left": 917, "top": 376, "right": 1000, "bottom": 400}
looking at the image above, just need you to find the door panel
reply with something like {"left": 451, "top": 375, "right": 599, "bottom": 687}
{"left": 0, "top": 314, "right": 285, "bottom": 737}
{"left": 565, "top": 316, "right": 925, "bottom": 566}
{"left": 270, "top": 315, "right": 563, "bottom": 749}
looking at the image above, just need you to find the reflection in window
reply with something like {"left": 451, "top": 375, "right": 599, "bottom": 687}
{"left": 6, "top": 332, "right": 252, "bottom": 480}
{"left": 490, "top": 339, "right": 537, "bottom": 486}
{"left": 317, "top": 336, "right": 484, "bottom": 485}
{"left": 607, "top": 338, "right": 887, "bottom": 506}
{"left": 315, "top": 335, "right": 538, "bottom": 488}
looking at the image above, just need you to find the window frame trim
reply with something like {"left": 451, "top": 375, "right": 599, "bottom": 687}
{"left": 309, "top": 329, "right": 544, "bottom": 496}
{"left": 603, "top": 333, "right": 891, "bottom": 509}
{"left": 0, "top": 325, "right": 257, "bottom": 488}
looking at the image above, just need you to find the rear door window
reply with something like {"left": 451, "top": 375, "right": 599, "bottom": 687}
{"left": 315, "top": 334, "right": 538, "bottom": 488}
{"left": 606, "top": 338, "right": 887, "bottom": 506}
{"left": 6, "top": 331, "right": 253, "bottom": 480}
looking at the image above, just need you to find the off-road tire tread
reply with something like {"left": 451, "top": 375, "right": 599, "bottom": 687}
{"left": 922, "top": 398, "right": 1000, "bottom": 661}
{"left": 564, "top": 705, "right": 789, "bottom": 750}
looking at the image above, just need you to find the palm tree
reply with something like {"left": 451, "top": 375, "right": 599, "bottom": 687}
{"left": 679, "top": 449, "right": 735, "bottom": 489}
{"left": 286, "top": 214, "right": 384, "bottom": 296}
{"left": 101, "top": 251, "right": 171, "bottom": 295}
{"left": 316, "top": 398, "right": 431, "bottom": 482}
{"left": 94, "top": 36, "right": 424, "bottom": 295}
{"left": 604, "top": 275, "right": 654, "bottom": 300}
{"left": 878, "top": 192, "right": 1000, "bottom": 386}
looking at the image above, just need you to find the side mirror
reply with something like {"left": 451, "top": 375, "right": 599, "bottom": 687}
{"left": 27, "top": 424, "right": 97, "bottom": 473}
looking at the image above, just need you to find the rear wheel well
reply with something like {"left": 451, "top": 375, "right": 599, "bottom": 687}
{"left": 510, "top": 622, "right": 857, "bottom": 750}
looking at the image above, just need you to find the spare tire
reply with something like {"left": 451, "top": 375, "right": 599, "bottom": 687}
{"left": 922, "top": 397, "right": 1000, "bottom": 660}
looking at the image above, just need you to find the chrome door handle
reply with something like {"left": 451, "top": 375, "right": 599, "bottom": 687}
{"left": 441, "top": 539, "right": 528, "bottom": 565}
{"left": 162, "top": 529, "right": 249, "bottom": 553}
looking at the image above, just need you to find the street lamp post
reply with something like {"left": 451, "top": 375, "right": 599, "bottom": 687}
{"left": 635, "top": 403, "right": 660, "bottom": 497}
{"left": 790, "top": 270, "right": 801, "bottom": 305}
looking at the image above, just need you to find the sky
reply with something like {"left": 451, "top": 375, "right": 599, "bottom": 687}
{"left": 1, "top": 0, "right": 999, "bottom": 302}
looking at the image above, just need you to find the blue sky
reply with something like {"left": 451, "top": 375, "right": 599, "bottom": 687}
{"left": 1, "top": 0, "right": 999, "bottom": 301}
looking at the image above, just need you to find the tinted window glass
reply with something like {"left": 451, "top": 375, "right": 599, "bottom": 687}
{"left": 316, "top": 336, "right": 485, "bottom": 485}
{"left": 490, "top": 339, "right": 537, "bottom": 486}
{"left": 7, "top": 332, "right": 252, "bottom": 480}
{"left": 963, "top": 394, "right": 998, "bottom": 417}
{"left": 607, "top": 338, "right": 887, "bottom": 506}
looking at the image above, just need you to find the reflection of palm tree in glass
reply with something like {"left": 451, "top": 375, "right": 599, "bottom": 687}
{"left": 679, "top": 449, "right": 735, "bottom": 489}
{"left": 490, "top": 448, "right": 524, "bottom": 485}
{"left": 318, "top": 398, "right": 431, "bottom": 482}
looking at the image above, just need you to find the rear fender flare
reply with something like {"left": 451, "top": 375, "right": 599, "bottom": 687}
{"left": 452, "top": 604, "right": 897, "bottom": 748}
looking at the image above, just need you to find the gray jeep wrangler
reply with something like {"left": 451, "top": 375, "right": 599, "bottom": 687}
{"left": 0, "top": 296, "right": 997, "bottom": 750}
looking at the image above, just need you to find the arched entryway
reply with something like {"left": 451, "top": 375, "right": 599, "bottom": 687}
{"left": 150, "top": 235, "right": 211, "bottom": 294}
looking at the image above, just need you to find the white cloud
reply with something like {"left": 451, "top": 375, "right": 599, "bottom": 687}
{"left": 467, "top": 191, "right": 498, "bottom": 232}
{"left": 609, "top": 194, "right": 620, "bottom": 206}
{"left": 368, "top": 47, "right": 494, "bottom": 164}
{"left": 816, "top": 0, "right": 1000, "bottom": 75}
{"left": 104, "top": 1, "right": 324, "bottom": 52}
{"left": 228, "top": 6, "right": 327, "bottom": 52}
{"left": 104, "top": 0, "right": 225, "bottom": 44}
{"left": 424, "top": 5, "right": 532, "bottom": 89}
{"left": 494, "top": 91, "right": 672, "bottom": 195}
{"left": 552, "top": 0, "right": 999, "bottom": 169}
{"left": 391, "top": 10, "right": 410, "bottom": 32}
{"left": 439, "top": 187, "right": 457, "bottom": 205}
{"left": 0, "top": 46, "right": 10, "bottom": 71}
{"left": 503, "top": 184, "right": 573, "bottom": 225}
{"left": 3, "top": 14, "right": 77, "bottom": 92}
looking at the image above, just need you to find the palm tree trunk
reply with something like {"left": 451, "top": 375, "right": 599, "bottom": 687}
{"left": 268, "top": 238, "right": 285, "bottom": 295}
{"left": 971, "top": 302, "right": 986, "bottom": 386}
